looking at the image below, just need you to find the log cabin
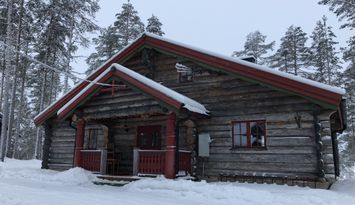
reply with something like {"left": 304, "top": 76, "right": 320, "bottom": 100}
{"left": 34, "top": 33, "right": 347, "bottom": 188}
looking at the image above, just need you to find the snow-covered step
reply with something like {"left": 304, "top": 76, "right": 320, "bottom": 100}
{"left": 93, "top": 175, "right": 140, "bottom": 186}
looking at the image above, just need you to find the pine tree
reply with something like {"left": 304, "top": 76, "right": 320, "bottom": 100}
{"left": 86, "top": 1, "right": 144, "bottom": 75}
{"left": 62, "top": 0, "right": 100, "bottom": 93}
{"left": 28, "top": 0, "right": 77, "bottom": 158}
{"left": 342, "top": 37, "right": 355, "bottom": 170}
{"left": 232, "top": 31, "right": 275, "bottom": 65}
{"left": 146, "top": 14, "right": 164, "bottom": 36}
{"left": 319, "top": 0, "right": 355, "bottom": 30}
{"left": 269, "top": 26, "right": 310, "bottom": 76}
{"left": 113, "top": 1, "right": 144, "bottom": 47}
{"left": 307, "top": 16, "right": 342, "bottom": 86}
{"left": 0, "top": 0, "right": 14, "bottom": 161}
{"left": 86, "top": 26, "right": 121, "bottom": 75}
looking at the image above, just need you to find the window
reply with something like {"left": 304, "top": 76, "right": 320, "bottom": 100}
{"left": 179, "top": 69, "right": 193, "bottom": 83}
{"left": 87, "top": 129, "right": 98, "bottom": 150}
{"left": 232, "top": 120, "right": 266, "bottom": 148}
{"left": 176, "top": 63, "right": 193, "bottom": 83}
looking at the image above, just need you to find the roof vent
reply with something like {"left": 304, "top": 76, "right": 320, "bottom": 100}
{"left": 240, "top": 56, "right": 256, "bottom": 63}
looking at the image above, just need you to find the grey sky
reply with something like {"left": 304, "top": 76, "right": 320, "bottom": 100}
{"left": 72, "top": 0, "right": 352, "bottom": 75}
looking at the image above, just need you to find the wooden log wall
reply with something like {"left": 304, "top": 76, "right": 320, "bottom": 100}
{"left": 46, "top": 49, "right": 337, "bottom": 182}
{"left": 81, "top": 84, "right": 167, "bottom": 120}
{"left": 121, "top": 50, "right": 337, "bottom": 180}
{"left": 48, "top": 121, "right": 75, "bottom": 171}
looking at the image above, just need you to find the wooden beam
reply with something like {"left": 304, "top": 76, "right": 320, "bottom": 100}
{"left": 164, "top": 113, "right": 176, "bottom": 179}
{"left": 74, "top": 119, "right": 86, "bottom": 167}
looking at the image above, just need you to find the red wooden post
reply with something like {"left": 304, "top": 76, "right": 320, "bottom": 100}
{"left": 74, "top": 119, "right": 86, "bottom": 167}
{"left": 164, "top": 113, "right": 176, "bottom": 179}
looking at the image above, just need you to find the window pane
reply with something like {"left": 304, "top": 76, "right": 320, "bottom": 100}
{"left": 250, "top": 122, "right": 265, "bottom": 147}
{"left": 240, "top": 123, "right": 247, "bottom": 134}
{"left": 241, "top": 135, "right": 248, "bottom": 146}
{"left": 234, "top": 123, "right": 241, "bottom": 135}
{"left": 234, "top": 135, "right": 241, "bottom": 146}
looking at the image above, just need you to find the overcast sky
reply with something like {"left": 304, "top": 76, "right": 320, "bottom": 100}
{"left": 72, "top": 0, "right": 353, "bottom": 75}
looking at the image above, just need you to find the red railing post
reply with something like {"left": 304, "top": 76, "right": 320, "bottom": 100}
{"left": 74, "top": 119, "right": 85, "bottom": 167}
{"left": 165, "top": 113, "right": 176, "bottom": 179}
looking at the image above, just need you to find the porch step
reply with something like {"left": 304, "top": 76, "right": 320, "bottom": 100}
{"left": 93, "top": 175, "right": 140, "bottom": 187}
{"left": 93, "top": 180, "right": 130, "bottom": 187}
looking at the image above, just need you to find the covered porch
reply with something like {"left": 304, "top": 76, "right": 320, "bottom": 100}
{"left": 55, "top": 64, "right": 208, "bottom": 179}
{"left": 74, "top": 113, "right": 193, "bottom": 179}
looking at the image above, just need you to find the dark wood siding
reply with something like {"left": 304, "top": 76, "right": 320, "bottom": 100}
{"left": 46, "top": 49, "right": 336, "bottom": 181}
{"left": 48, "top": 121, "right": 75, "bottom": 171}
{"left": 121, "top": 51, "right": 336, "bottom": 179}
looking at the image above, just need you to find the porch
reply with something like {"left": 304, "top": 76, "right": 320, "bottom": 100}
{"left": 78, "top": 149, "right": 192, "bottom": 177}
{"left": 73, "top": 113, "right": 196, "bottom": 179}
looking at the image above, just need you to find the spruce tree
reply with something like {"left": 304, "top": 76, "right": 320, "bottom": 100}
{"left": 320, "top": 0, "right": 355, "bottom": 173}
{"left": 62, "top": 0, "right": 100, "bottom": 93}
{"left": 0, "top": 0, "right": 14, "bottom": 161}
{"left": 86, "top": 1, "right": 145, "bottom": 75}
{"left": 146, "top": 14, "right": 165, "bottom": 36}
{"left": 319, "top": 0, "right": 355, "bottom": 30}
{"left": 232, "top": 31, "right": 275, "bottom": 65}
{"left": 307, "top": 16, "right": 342, "bottom": 86}
{"left": 269, "top": 25, "right": 310, "bottom": 76}
{"left": 86, "top": 26, "right": 121, "bottom": 75}
{"left": 113, "top": 1, "right": 144, "bottom": 47}
{"left": 342, "top": 37, "right": 355, "bottom": 166}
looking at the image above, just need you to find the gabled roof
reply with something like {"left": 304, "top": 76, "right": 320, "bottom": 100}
{"left": 57, "top": 64, "right": 209, "bottom": 120}
{"left": 34, "top": 32, "right": 345, "bottom": 125}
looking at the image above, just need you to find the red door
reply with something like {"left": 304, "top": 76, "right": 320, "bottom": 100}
{"left": 137, "top": 126, "right": 162, "bottom": 150}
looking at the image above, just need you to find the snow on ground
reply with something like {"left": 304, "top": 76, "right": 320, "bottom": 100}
{"left": 1, "top": 159, "right": 355, "bottom": 205}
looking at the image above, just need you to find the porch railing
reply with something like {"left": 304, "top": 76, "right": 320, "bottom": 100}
{"left": 138, "top": 150, "right": 166, "bottom": 175}
{"left": 80, "top": 150, "right": 107, "bottom": 174}
{"left": 135, "top": 149, "right": 192, "bottom": 176}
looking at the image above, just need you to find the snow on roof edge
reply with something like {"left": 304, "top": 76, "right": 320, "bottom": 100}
{"left": 57, "top": 64, "right": 209, "bottom": 117}
{"left": 111, "top": 63, "right": 209, "bottom": 115}
{"left": 35, "top": 34, "right": 148, "bottom": 122}
{"left": 57, "top": 68, "right": 112, "bottom": 116}
{"left": 143, "top": 32, "right": 345, "bottom": 95}
{"left": 35, "top": 32, "right": 344, "bottom": 123}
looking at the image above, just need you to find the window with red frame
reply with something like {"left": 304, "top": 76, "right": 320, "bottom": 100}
{"left": 232, "top": 121, "right": 266, "bottom": 148}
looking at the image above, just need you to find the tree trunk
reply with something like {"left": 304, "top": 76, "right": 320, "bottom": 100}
{"left": 0, "top": 52, "right": 6, "bottom": 111}
{"left": 12, "top": 44, "right": 28, "bottom": 159}
{"left": 64, "top": 4, "right": 76, "bottom": 93}
{"left": 0, "top": 0, "right": 14, "bottom": 161}
{"left": 34, "top": 69, "right": 47, "bottom": 159}
{"left": 6, "top": 0, "right": 24, "bottom": 158}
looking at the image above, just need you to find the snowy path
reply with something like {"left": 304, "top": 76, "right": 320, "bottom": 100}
{"left": 1, "top": 159, "right": 355, "bottom": 205}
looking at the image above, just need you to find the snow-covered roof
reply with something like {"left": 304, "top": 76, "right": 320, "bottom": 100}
{"left": 143, "top": 32, "right": 345, "bottom": 95}
{"left": 57, "top": 64, "right": 209, "bottom": 118}
{"left": 34, "top": 32, "right": 344, "bottom": 125}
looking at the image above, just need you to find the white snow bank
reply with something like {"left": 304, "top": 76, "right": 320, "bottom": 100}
{"left": 331, "top": 179, "right": 355, "bottom": 197}
{"left": 124, "top": 176, "right": 355, "bottom": 205}
{"left": 1, "top": 159, "right": 355, "bottom": 205}
{"left": 0, "top": 158, "right": 94, "bottom": 185}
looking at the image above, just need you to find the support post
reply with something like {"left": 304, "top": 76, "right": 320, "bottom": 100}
{"left": 74, "top": 119, "right": 85, "bottom": 167}
{"left": 165, "top": 113, "right": 176, "bottom": 179}
{"left": 100, "top": 149, "right": 107, "bottom": 175}
{"left": 133, "top": 148, "right": 139, "bottom": 176}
